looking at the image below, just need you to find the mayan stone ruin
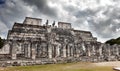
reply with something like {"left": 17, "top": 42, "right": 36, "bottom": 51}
{"left": 0, "top": 17, "right": 120, "bottom": 66}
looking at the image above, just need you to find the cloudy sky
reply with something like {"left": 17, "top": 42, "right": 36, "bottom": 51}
{"left": 0, "top": 0, "right": 120, "bottom": 42}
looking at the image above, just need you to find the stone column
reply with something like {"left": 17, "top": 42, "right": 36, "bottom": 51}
{"left": 48, "top": 44, "right": 52, "bottom": 58}
{"left": 92, "top": 46, "right": 95, "bottom": 55}
{"left": 24, "top": 44, "right": 28, "bottom": 58}
{"left": 67, "top": 45, "right": 70, "bottom": 57}
{"left": 31, "top": 48, "right": 36, "bottom": 60}
{"left": 11, "top": 43, "right": 17, "bottom": 59}
{"left": 116, "top": 47, "right": 119, "bottom": 56}
{"left": 82, "top": 43, "right": 86, "bottom": 51}
{"left": 28, "top": 44, "right": 31, "bottom": 58}
{"left": 63, "top": 45, "right": 66, "bottom": 57}
{"left": 118, "top": 46, "right": 120, "bottom": 56}
{"left": 108, "top": 47, "right": 111, "bottom": 56}
{"left": 18, "top": 43, "right": 22, "bottom": 54}
{"left": 31, "top": 44, "right": 36, "bottom": 60}
{"left": 88, "top": 47, "right": 91, "bottom": 56}
{"left": 11, "top": 52, "right": 17, "bottom": 60}
{"left": 56, "top": 45, "right": 60, "bottom": 57}
{"left": 74, "top": 45, "right": 77, "bottom": 57}
{"left": 70, "top": 47, "right": 73, "bottom": 57}
{"left": 76, "top": 48, "right": 80, "bottom": 57}
{"left": 99, "top": 45, "right": 103, "bottom": 56}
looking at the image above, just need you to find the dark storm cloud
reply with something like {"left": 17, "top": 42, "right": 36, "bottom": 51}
{"left": 63, "top": 0, "right": 120, "bottom": 41}
{"left": 0, "top": 0, "right": 31, "bottom": 28}
{"left": 88, "top": 6, "right": 120, "bottom": 39}
{"left": 63, "top": 5, "right": 76, "bottom": 13}
{"left": 74, "top": 9, "right": 98, "bottom": 18}
{"left": 63, "top": 4, "right": 98, "bottom": 18}
{"left": 0, "top": 0, "right": 5, "bottom": 4}
{"left": 88, "top": 19, "right": 113, "bottom": 38}
{"left": 0, "top": 0, "right": 120, "bottom": 42}
{"left": 23, "top": 0, "right": 58, "bottom": 18}
{"left": 0, "top": 0, "right": 34, "bottom": 38}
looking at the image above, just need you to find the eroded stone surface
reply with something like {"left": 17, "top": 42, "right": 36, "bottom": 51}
{"left": 0, "top": 17, "right": 120, "bottom": 66}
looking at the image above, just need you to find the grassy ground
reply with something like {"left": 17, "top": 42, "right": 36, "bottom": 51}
{"left": 0, "top": 62, "right": 114, "bottom": 71}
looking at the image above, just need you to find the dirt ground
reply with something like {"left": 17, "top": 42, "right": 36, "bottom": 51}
{"left": 93, "top": 61, "right": 120, "bottom": 67}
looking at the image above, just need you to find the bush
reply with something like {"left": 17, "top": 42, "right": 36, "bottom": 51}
{"left": 0, "top": 37, "right": 4, "bottom": 48}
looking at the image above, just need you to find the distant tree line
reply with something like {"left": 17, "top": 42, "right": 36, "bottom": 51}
{"left": 105, "top": 37, "right": 120, "bottom": 45}
{"left": 0, "top": 37, "right": 4, "bottom": 48}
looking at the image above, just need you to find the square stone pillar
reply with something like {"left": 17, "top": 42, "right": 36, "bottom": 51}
{"left": 108, "top": 47, "right": 111, "bottom": 56}
{"left": 67, "top": 46, "right": 70, "bottom": 57}
{"left": 88, "top": 47, "right": 91, "bottom": 56}
{"left": 28, "top": 44, "right": 31, "bottom": 58}
{"left": 70, "top": 47, "right": 73, "bottom": 57}
{"left": 99, "top": 47, "right": 102, "bottom": 56}
{"left": 24, "top": 47, "right": 27, "bottom": 58}
{"left": 48, "top": 44, "right": 52, "bottom": 58}
{"left": 76, "top": 48, "right": 80, "bottom": 57}
{"left": 31, "top": 48, "right": 36, "bottom": 60}
{"left": 56, "top": 45, "right": 60, "bottom": 57}
{"left": 99, "top": 44, "right": 104, "bottom": 56}
{"left": 24, "top": 44, "right": 28, "bottom": 58}
{"left": 88, "top": 50, "right": 91, "bottom": 56}
{"left": 11, "top": 44, "right": 17, "bottom": 59}
{"left": 63, "top": 45, "right": 66, "bottom": 57}
{"left": 116, "top": 47, "right": 119, "bottom": 56}
{"left": 92, "top": 46, "right": 95, "bottom": 55}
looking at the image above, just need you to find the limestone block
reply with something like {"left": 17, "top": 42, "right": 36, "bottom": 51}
{"left": 23, "top": 17, "right": 42, "bottom": 25}
{"left": 58, "top": 22, "right": 71, "bottom": 29}
{"left": 0, "top": 43, "right": 10, "bottom": 54}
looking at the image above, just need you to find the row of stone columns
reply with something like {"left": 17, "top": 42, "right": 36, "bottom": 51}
{"left": 11, "top": 42, "right": 101, "bottom": 59}
{"left": 48, "top": 43, "right": 80, "bottom": 58}
{"left": 11, "top": 42, "right": 37, "bottom": 60}
{"left": 11, "top": 41, "right": 120, "bottom": 60}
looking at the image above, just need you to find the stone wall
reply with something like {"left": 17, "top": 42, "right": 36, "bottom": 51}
{"left": 0, "top": 17, "right": 120, "bottom": 66}
{"left": 0, "top": 43, "right": 10, "bottom": 54}
{"left": 58, "top": 22, "right": 71, "bottom": 29}
{"left": 23, "top": 17, "right": 42, "bottom": 26}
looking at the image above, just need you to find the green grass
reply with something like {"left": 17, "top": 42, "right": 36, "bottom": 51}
{"left": 0, "top": 62, "right": 114, "bottom": 71}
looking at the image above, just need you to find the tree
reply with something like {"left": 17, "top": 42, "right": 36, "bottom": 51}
{"left": 105, "top": 37, "right": 120, "bottom": 45}
{"left": 0, "top": 37, "right": 4, "bottom": 48}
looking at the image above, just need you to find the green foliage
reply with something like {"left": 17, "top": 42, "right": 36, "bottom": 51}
{"left": 105, "top": 37, "right": 120, "bottom": 45}
{"left": 0, "top": 37, "right": 4, "bottom": 48}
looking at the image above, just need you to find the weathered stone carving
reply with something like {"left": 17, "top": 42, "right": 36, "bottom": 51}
{"left": 0, "top": 17, "right": 120, "bottom": 66}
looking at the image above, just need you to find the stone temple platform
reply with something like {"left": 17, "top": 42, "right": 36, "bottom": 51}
{"left": 0, "top": 17, "right": 120, "bottom": 66}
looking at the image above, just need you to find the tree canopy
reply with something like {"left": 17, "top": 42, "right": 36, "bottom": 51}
{"left": 105, "top": 37, "right": 120, "bottom": 45}
{"left": 0, "top": 37, "right": 4, "bottom": 48}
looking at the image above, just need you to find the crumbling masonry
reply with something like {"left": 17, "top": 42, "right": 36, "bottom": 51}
{"left": 0, "top": 17, "right": 120, "bottom": 66}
